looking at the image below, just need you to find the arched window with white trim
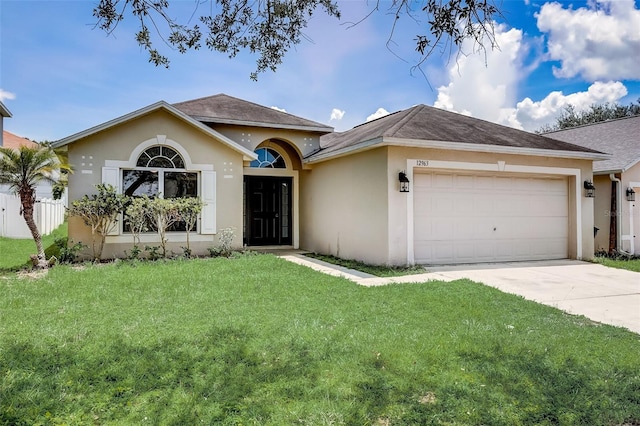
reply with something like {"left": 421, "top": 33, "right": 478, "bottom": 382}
{"left": 123, "top": 146, "right": 198, "bottom": 232}
{"left": 102, "top": 137, "right": 217, "bottom": 236}
{"left": 123, "top": 146, "right": 197, "bottom": 199}
{"left": 250, "top": 147, "right": 286, "bottom": 168}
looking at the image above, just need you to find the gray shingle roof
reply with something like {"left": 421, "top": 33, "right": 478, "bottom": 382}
{"left": 173, "top": 94, "right": 333, "bottom": 133}
{"left": 313, "top": 104, "right": 604, "bottom": 160}
{"left": 545, "top": 115, "right": 640, "bottom": 173}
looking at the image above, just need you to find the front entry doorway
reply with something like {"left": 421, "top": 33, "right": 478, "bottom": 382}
{"left": 244, "top": 176, "right": 293, "bottom": 246}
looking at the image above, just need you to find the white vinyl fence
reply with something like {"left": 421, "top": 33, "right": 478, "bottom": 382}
{"left": 0, "top": 194, "right": 65, "bottom": 238}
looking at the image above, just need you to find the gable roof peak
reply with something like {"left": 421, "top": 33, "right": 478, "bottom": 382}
{"left": 51, "top": 100, "right": 257, "bottom": 160}
{"left": 173, "top": 93, "right": 333, "bottom": 133}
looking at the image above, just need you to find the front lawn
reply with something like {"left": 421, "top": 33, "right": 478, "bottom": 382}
{"left": 0, "top": 222, "right": 67, "bottom": 271}
{"left": 305, "top": 252, "right": 426, "bottom": 277}
{"left": 1, "top": 255, "right": 638, "bottom": 425}
{"left": 593, "top": 255, "right": 640, "bottom": 272}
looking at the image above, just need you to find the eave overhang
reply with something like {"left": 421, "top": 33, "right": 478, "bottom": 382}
{"left": 305, "top": 136, "right": 611, "bottom": 165}
{"left": 0, "top": 101, "right": 12, "bottom": 118}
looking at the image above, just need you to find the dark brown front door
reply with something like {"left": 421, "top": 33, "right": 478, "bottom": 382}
{"left": 244, "top": 176, "right": 292, "bottom": 246}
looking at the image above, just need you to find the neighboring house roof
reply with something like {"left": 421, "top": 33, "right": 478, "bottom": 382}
{"left": 173, "top": 93, "right": 333, "bottom": 134}
{"left": 2, "top": 130, "right": 39, "bottom": 149}
{"left": 52, "top": 101, "right": 257, "bottom": 161}
{"left": 308, "top": 104, "right": 608, "bottom": 163}
{"left": 0, "top": 101, "right": 11, "bottom": 118}
{"left": 545, "top": 115, "right": 640, "bottom": 174}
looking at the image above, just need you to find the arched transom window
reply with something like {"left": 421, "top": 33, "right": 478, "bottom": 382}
{"left": 136, "top": 145, "right": 185, "bottom": 169}
{"left": 250, "top": 147, "right": 286, "bottom": 168}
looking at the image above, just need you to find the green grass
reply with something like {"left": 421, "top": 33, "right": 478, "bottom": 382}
{"left": 1, "top": 255, "right": 638, "bottom": 425}
{"left": 305, "top": 252, "right": 426, "bottom": 277}
{"left": 593, "top": 255, "right": 640, "bottom": 272}
{"left": 0, "top": 222, "right": 67, "bottom": 271}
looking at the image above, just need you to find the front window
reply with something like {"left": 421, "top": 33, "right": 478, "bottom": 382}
{"left": 123, "top": 146, "right": 198, "bottom": 232}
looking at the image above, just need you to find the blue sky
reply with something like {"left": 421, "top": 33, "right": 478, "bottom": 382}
{"left": 1, "top": 0, "right": 639, "bottom": 141}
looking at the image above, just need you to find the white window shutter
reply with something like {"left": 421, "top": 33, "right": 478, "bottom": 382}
{"left": 101, "top": 167, "right": 120, "bottom": 236}
{"left": 200, "top": 170, "right": 217, "bottom": 234}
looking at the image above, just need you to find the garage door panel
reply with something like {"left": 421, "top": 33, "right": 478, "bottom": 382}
{"left": 473, "top": 195, "right": 494, "bottom": 216}
{"left": 434, "top": 173, "right": 454, "bottom": 188}
{"left": 473, "top": 218, "right": 497, "bottom": 238}
{"left": 454, "top": 198, "right": 474, "bottom": 215}
{"left": 433, "top": 197, "right": 454, "bottom": 215}
{"left": 454, "top": 242, "right": 476, "bottom": 261}
{"left": 431, "top": 218, "right": 454, "bottom": 239}
{"left": 414, "top": 172, "right": 569, "bottom": 264}
{"left": 433, "top": 242, "right": 454, "bottom": 262}
{"left": 476, "top": 176, "right": 494, "bottom": 189}
{"left": 542, "top": 218, "right": 569, "bottom": 238}
{"left": 455, "top": 174, "right": 475, "bottom": 188}
{"left": 453, "top": 221, "right": 477, "bottom": 240}
{"left": 493, "top": 194, "right": 514, "bottom": 215}
{"left": 495, "top": 240, "right": 517, "bottom": 258}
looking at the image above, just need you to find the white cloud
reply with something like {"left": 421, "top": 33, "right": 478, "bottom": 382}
{"left": 366, "top": 107, "right": 390, "bottom": 122}
{"left": 270, "top": 106, "right": 286, "bottom": 113}
{"left": 536, "top": 0, "right": 640, "bottom": 80}
{"left": 506, "top": 81, "right": 628, "bottom": 131}
{"left": 330, "top": 108, "right": 345, "bottom": 121}
{"left": 434, "top": 24, "right": 525, "bottom": 125}
{"left": 430, "top": 21, "right": 631, "bottom": 132}
{"left": 0, "top": 89, "right": 16, "bottom": 102}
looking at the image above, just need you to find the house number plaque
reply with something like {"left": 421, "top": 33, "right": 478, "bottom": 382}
{"left": 416, "top": 160, "right": 429, "bottom": 167}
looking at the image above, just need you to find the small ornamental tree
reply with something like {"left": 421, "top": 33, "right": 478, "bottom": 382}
{"left": 125, "top": 195, "right": 151, "bottom": 246}
{"left": 68, "top": 184, "right": 128, "bottom": 260}
{"left": 0, "top": 145, "right": 72, "bottom": 268}
{"left": 147, "top": 197, "right": 181, "bottom": 258}
{"left": 175, "top": 197, "right": 204, "bottom": 256}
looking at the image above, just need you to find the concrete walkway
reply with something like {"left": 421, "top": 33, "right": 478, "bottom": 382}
{"left": 280, "top": 255, "right": 640, "bottom": 334}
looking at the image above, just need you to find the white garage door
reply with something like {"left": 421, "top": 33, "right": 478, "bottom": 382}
{"left": 414, "top": 172, "right": 569, "bottom": 264}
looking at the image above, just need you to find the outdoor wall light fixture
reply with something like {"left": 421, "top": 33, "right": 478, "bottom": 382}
{"left": 399, "top": 171, "right": 410, "bottom": 193}
{"left": 627, "top": 187, "right": 636, "bottom": 202}
{"left": 583, "top": 180, "right": 596, "bottom": 198}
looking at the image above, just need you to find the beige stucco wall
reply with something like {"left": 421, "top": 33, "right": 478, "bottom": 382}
{"left": 594, "top": 164, "right": 640, "bottom": 254}
{"left": 66, "top": 109, "right": 245, "bottom": 259}
{"left": 595, "top": 165, "right": 640, "bottom": 254}
{"left": 212, "top": 124, "right": 323, "bottom": 160}
{"left": 300, "top": 147, "right": 390, "bottom": 265}
{"left": 593, "top": 175, "right": 612, "bottom": 252}
{"left": 302, "top": 145, "right": 596, "bottom": 266}
{"left": 623, "top": 164, "right": 640, "bottom": 254}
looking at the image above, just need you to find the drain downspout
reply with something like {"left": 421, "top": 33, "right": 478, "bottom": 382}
{"left": 609, "top": 174, "right": 633, "bottom": 255}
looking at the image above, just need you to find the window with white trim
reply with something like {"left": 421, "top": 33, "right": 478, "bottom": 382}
{"left": 250, "top": 147, "right": 286, "bottom": 168}
{"left": 102, "top": 138, "right": 217, "bottom": 236}
{"left": 123, "top": 146, "right": 198, "bottom": 232}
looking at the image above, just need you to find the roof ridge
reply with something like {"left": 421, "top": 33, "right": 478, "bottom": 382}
{"left": 545, "top": 114, "right": 640, "bottom": 134}
{"left": 173, "top": 93, "right": 331, "bottom": 130}
{"left": 384, "top": 104, "right": 425, "bottom": 137}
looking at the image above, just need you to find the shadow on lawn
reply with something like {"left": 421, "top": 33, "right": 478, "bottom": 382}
{"left": 2, "top": 325, "right": 639, "bottom": 425}
{"left": 0, "top": 325, "right": 329, "bottom": 424}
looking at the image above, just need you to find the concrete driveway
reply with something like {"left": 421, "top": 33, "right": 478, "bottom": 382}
{"left": 282, "top": 256, "right": 640, "bottom": 334}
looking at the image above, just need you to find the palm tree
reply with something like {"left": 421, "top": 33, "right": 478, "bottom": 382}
{"left": 0, "top": 145, "right": 71, "bottom": 268}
